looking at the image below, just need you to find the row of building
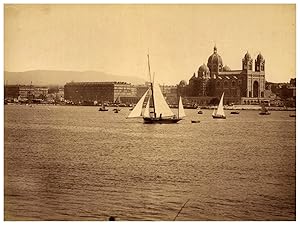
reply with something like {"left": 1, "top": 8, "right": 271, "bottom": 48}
{"left": 4, "top": 85, "right": 64, "bottom": 104}
{"left": 4, "top": 46, "right": 296, "bottom": 107}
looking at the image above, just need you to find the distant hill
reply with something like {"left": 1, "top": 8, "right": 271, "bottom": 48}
{"left": 4, "top": 70, "right": 146, "bottom": 86}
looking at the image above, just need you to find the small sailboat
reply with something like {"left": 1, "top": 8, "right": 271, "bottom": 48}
{"left": 127, "top": 54, "right": 186, "bottom": 124}
{"left": 212, "top": 92, "right": 226, "bottom": 119}
{"left": 113, "top": 95, "right": 121, "bottom": 113}
{"left": 259, "top": 104, "right": 271, "bottom": 115}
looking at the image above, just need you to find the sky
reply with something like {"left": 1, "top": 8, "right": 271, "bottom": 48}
{"left": 4, "top": 4, "right": 296, "bottom": 84}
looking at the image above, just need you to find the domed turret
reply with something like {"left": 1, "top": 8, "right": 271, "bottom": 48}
{"left": 179, "top": 80, "right": 187, "bottom": 86}
{"left": 198, "top": 63, "right": 210, "bottom": 79}
{"left": 244, "top": 51, "right": 251, "bottom": 61}
{"left": 198, "top": 64, "right": 209, "bottom": 73}
{"left": 242, "top": 51, "right": 253, "bottom": 71}
{"left": 223, "top": 65, "right": 231, "bottom": 71}
{"left": 255, "top": 52, "right": 265, "bottom": 72}
{"left": 257, "top": 53, "right": 264, "bottom": 61}
{"left": 207, "top": 45, "right": 223, "bottom": 74}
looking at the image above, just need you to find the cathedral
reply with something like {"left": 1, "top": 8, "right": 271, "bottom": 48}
{"left": 178, "top": 46, "right": 266, "bottom": 105}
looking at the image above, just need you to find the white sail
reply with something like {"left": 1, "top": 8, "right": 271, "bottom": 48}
{"left": 178, "top": 96, "right": 186, "bottom": 118}
{"left": 152, "top": 83, "right": 175, "bottom": 118}
{"left": 216, "top": 92, "right": 225, "bottom": 116}
{"left": 143, "top": 98, "right": 151, "bottom": 118}
{"left": 127, "top": 89, "right": 149, "bottom": 118}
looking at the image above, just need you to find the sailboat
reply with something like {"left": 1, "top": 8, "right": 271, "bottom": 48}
{"left": 127, "top": 55, "right": 186, "bottom": 124}
{"left": 212, "top": 92, "right": 226, "bottom": 119}
{"left": 259, "top": 104, "right": 271, "bottom": 115}
{"left": 113, "top": 95, "right": 121, "bottom": 113}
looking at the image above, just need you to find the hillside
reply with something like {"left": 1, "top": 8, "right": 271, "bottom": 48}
{"left": 4, "top": 70, "right": 146, "bottom": 86}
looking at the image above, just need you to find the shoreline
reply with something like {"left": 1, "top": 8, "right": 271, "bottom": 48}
{"left": 4, "top": 103, "right": 296, "bottom": 111}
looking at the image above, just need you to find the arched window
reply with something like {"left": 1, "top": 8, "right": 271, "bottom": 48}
{"left": 224, "top": 81, "right": 228, "bottom": 88}
{"left": 253, "top": 81, "right": 259, "bottom": 98}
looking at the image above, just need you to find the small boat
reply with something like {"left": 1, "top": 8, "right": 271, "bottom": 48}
{"left": 230, "top": 111, "right": 240, "bottom": 114}
{"left": 289, "top": 114, "right": 296, "bottom": 117}
{"left": 127, "top": 54, "right": 186, "bottom": 124}
{"left": 197, "top": 110, "right": 203, "bottom": 114}
{"left": 113, "top": 108, "right": 120, "bottom": 113}
{"left": 191, "top": 120, "right": 200, "bottom": 123}
{"left": 212, "top": 92, "right": 226, "bottom": 119}
{"left": 99, "top": 105, "right": 108, "bottom": 111}
{"left": 259, "top": 104, "right": 271, "bottom": 115}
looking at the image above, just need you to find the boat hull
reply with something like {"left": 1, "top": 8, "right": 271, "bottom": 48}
{"left": 259, "top": 112, "right": 271, "bottom": 115}
{"left": 143, "top": 117, "right": 182, "bottom": 124}
{"left": 212, "top": 115, "right": 226, "bottom": 119}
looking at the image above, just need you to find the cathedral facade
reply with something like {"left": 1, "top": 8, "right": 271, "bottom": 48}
{"left": 178, "top": 46, "right": 267, "bottom": 105}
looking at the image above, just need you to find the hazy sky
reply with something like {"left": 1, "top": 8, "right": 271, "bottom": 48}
{"left": 4, "top": 4, "right": 295, "bottom": 84}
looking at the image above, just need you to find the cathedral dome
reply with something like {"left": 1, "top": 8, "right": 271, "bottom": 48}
{"left": 179, "top": 80, "right": 187, "bottom": 86}
{"left": 208, "top": 46, "right": 223, "bottom": 66}
{"left": 223, "top": 65, "right": 231, "bottom": 71}
{"left": 198, "top": 64, "right": 209, "bottom": 73}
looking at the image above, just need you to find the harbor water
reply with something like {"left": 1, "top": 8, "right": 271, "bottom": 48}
{"left": 4, "top": 105, "right": 296, "bottom": 220}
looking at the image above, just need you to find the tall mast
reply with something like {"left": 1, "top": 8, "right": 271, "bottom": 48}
{"left": 147, "top": 54, "right": 156, "bottom": 118}
{"left": 178, "top": 96, "right": 180, "bottom": 118}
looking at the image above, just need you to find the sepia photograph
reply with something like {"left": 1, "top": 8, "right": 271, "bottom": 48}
{"left": 3, "top": 3, "right": 296, "bottom": 221}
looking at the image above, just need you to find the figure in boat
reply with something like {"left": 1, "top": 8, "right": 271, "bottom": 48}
{"left": 259, "top": 104, "right": 271, "bottom": 115}
{"left": 127, "top": 54, "right": 186, "bottom": 124}
{"left": 212, "top": 92, "right": 226, "bottom": 119}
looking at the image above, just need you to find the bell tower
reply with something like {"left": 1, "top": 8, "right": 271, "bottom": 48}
{"left": 255, "top": 53, "right": 265, "bottom": 72}
{"left": 242, "top": 51, "right": 253, "bottom": 71}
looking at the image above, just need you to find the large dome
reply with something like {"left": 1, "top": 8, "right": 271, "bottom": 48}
{"left": 208, "top": 46, "right": 223, "bottom": 66}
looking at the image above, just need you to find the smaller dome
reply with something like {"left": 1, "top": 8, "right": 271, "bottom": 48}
{"left": 223, "top": 65, "right": 231, "bottom": 71}
{"left": 257, "top": 53, "right": 264, "bottom": 61}
{"left": 198, "top": 64, "right": 209, "bottom": 73}
{"left": 179, "top": 80, "right": 187, "bottom": 86}
{"left": 244, "top": 51, "right": 251, "bottom": 60}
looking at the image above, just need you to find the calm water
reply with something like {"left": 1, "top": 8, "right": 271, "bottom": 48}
{"left": 4, "top": 105, "right": 296, "bottom": 221}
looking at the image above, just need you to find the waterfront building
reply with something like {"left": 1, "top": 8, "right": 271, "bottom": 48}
{"left": 64, "top": 82, "right": 138, "bottom": 105}
{"left": 4, "top": 85, "right": 19, "bottom": 99}
{"left": 178, "top": 46, "right": 267, "bottom": 105}
{"left": 4, "top": 85, "right": 48, "bottom": 101}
